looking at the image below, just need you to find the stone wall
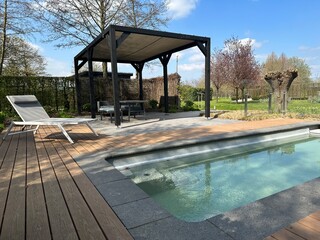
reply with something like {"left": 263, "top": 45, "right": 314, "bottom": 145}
{"left": 80, "top": 73, "right": 181, "bottom": 107}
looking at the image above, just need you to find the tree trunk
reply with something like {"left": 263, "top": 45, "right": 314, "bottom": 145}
{"left": 0, "top": 0, "right": 8, "bottom": 75}
{"left": 216, "top": 87, "right": 219, "bottom": 103}
{"left": 264, "top": 70, "right": 298, "bottom": 113}
{"left": 235, "top": 87, "right": 239, "bottom": 103}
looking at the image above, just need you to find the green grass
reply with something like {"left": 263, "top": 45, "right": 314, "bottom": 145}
{"left": 194, "top": 98, "right": 320, "bottom": 115}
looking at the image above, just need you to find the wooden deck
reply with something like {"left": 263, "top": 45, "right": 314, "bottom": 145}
{"left": 265, "top": 211, "right": 320, "bottom": 240}
{"left": 0, "top": 126, "right": 133, "bottom": 240}
{"left": 0, "top": 118, "right": 319, "bottom": 239}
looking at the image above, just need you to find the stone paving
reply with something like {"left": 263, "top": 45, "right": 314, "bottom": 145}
{"left": 74, "top": 113, "right": 320, "bottom": 240}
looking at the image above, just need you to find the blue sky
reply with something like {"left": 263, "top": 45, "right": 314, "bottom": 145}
{"left": 33, "top": 0, "right": 320, "bottom": 83}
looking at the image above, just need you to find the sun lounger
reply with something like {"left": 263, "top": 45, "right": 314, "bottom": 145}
{"left": 3, "top": 95, "right": 98, "bottom": 143}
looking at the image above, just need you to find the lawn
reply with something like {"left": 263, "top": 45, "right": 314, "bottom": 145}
{"left": 195, "top": 98, "right": 320, "bottom": 113}
{"left": 193, "top": 98, "right": 320, "bottom": 119}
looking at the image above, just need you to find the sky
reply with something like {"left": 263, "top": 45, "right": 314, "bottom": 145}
{"left": 32, "top": 0, "right": 320, "bottom": 83}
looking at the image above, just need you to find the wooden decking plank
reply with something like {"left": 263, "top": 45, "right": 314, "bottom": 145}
{"left": 269, "top": 228, "right": 306, "bottom": 240}
{"left": 309, "top": 210, "right": 320, "bottom": 221}
{"left": 0, "top": 133, "right": 26, "bottom": 240}
{"left": 42, "top": 137, "right": 106, "bottom": 239}
{"left": 36, "top": 131, "right": 78, "bottom": 240}
{"left": 298, "top": 216, "right": 320, "bottom": 233}
{"left": 0, "top": 135, "right": 17, "bottom": 231}
{"left": 286, "top": 222, "right": 320, "bottom": 239}
{"left": 0, "top": 133, "right": 11, "bottom": 167}
{"left": 55, "top": 141, "right": 133, "bottom": 240}
{"left": 25, "top": 133, "right": 51, "bottom": 240}
{"left": 264, "top": 236, "right": 277, "bottom": 240}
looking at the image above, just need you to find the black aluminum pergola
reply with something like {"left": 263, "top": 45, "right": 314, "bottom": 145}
{"left": 74, "top": 25, "right": 211, "bottom": 126}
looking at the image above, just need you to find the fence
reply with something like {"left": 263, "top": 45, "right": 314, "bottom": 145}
{"left": 0, "top": 76, "right": 76, "bottom": 113}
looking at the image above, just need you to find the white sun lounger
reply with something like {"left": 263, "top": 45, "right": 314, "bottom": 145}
{"left": 3, "top": 95, "right": 98, "bottom": 143}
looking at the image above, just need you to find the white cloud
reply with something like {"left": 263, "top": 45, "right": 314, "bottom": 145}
{"left": 179, "top": 63, "right": 204, "bottom": 71}
{"left": 45, "top": 57, "right": 73, "bottom": 76}
{"left": 239, "top": 38, "right": 263, "bottom": 49}
{"left": 166, "top": 0, "right": 199, "bottom": 19}
{"left": 188, "top": 52, "right": 204, "bottom": 62}
{"left": 26, "top": 42, "right": 44, "bottom": 53}
{"left": 299, "top": 45, "right": 320, "bottom": 51}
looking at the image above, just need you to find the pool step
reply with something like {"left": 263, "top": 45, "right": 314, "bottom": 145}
{"left": 310, "top": 129, "right": 320, "bottom": 136}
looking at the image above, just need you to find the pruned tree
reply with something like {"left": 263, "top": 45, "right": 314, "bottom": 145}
{"left": 263, "top": 52, "right": 311, "bottom": 84}
{"left": 264, "top": 70, "right": 298, "bottom": 113}
{"left": 222, "top": 37, "right": 260, "bottom": 102}
{"left": 3, "top": 36, "right": 46, "bottom": 76}
{"left": 262, "top": 52, "right": 311, "bottom": 99}
{"left": 0, "top": 0, "right": 39, "bottom": 75}
{"left": 210, "top": 49, "right": 228, "bottom": 103}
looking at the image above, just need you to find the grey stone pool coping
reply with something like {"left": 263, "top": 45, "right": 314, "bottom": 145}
{"left": 75, "top": 122, "right": 320, "bottom": 240}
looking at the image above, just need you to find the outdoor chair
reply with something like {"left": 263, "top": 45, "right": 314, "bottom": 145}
{"left": 3, "top": 95, "right": 98, "bottom": 143}
{"left": 97, "top": 100, "right": 123, "bottom": 122}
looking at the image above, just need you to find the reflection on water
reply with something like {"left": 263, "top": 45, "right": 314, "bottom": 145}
{"left": 129, "top": 137, "right": 320, "bottom": 222}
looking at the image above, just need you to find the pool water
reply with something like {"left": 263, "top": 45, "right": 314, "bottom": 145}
{"left": 128, "top": 136, "right": 320, "bottom": 222}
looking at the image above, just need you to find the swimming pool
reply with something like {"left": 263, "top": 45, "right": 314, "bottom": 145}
{"left": 120, "top": 129, "right": 320, "bottom": 222}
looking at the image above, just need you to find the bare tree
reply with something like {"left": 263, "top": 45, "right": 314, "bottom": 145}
{"left": 211, "top": 49, "right": 228, "bottom": 103}
{"left": 0, "top": 0, "right": 38, "bottom": 75}
{"left": 121, "top": 0, "right": 169, "bottom": 29}
{"left": 223, "top": 37, "right": 260, "bottom": 102}
{"left": 34, "top": 0, "right": 169, "bottom": 47}
{"left": 33, "top": 0, "right": 124, "bottom": 48}
{"left": 3, "top": 36, "right": 46, "bottom": 76}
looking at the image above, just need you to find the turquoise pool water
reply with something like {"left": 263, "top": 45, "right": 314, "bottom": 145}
{"left": 128, "top": 136, "right": 320, "bottom": 222}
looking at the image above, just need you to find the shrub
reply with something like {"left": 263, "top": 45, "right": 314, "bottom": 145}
{"left": 182, "top": 101, "right": 199, "bottom": 111}
{"left": 149, "top": 99, "right": 158, "bottom": 109}
{"left": 82, "top": 103, "right": 91, "bottom": 112}
{"left": 184, "top": 100, "right": 194, "bottom": 108}
{"left": 0, "top": 112, "right": 7, "bottom": 132}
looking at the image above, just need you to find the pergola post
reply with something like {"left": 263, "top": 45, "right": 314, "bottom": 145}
{"left": 197, "top": 40, "right": 211, "bottom": 118}
{"left": 74, "top": 59, "right": 82, "bottom": 115}
{"left": 159, "top": 54, "right": 172, "bottom": 113}
{"left": 87, "top": 48, "right": 96, "bottom": 118}
{"left": 204, "top": 39, "right": 211, "bottom": 118}
{"left": 108, "top": 28, "right": 121, "bottom": 126}
{"left": 132, "top": 63, "right": 145, "bottom": 100}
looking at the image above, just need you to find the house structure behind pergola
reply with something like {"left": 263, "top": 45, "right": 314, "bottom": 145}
{"left": 74, "top": 25, "right": 211, "bottom": 126}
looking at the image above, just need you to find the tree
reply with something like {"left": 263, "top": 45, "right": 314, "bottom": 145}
{"left": 222, "top": 37, "right": 260, "bottom": 102}
{"left": 34, "top": 0, "right": 169, "bottom": 47}
{"left": 34, "top": 0, "right": 170, "bottom": 78}
{"left": 0, "top": 0, "right": 38, "bottom": 75}
{"left": 120, "top": 0, "right": 169, "bottom": 29}
{"left": 263, "top": 52, "right": 311, "bottom": 84}
{"left": 211, "top": 49, "right": 228, "bottom": 103}
{"left": 3, "top": 36, "right": 46, "bottom": 76}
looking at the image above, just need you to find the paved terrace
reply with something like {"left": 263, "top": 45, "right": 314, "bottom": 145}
{"left": 1, "top": 113, "right": 320, "bottom": 239}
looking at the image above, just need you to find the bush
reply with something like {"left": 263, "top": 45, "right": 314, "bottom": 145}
{"left": 0, "top": 112, "right": 7, "bottom": 132}
{"left": 184, "top": 100, "right": 194, "bottom": 108}
{"left": 0, "top": 112, "right": 6, "bottom": 123}
{"left": 149, "top": 99, "right": 158, "bottom": 109}
{"left": 82, "top": 103, "right": 91, "bottom": 112}
{"left": 182, "top": 101, "right": 199, "bottom": 111}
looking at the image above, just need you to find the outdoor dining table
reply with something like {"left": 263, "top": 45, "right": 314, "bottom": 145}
{"left": 119, "top": 100, "right": 148, "bottom": 121}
